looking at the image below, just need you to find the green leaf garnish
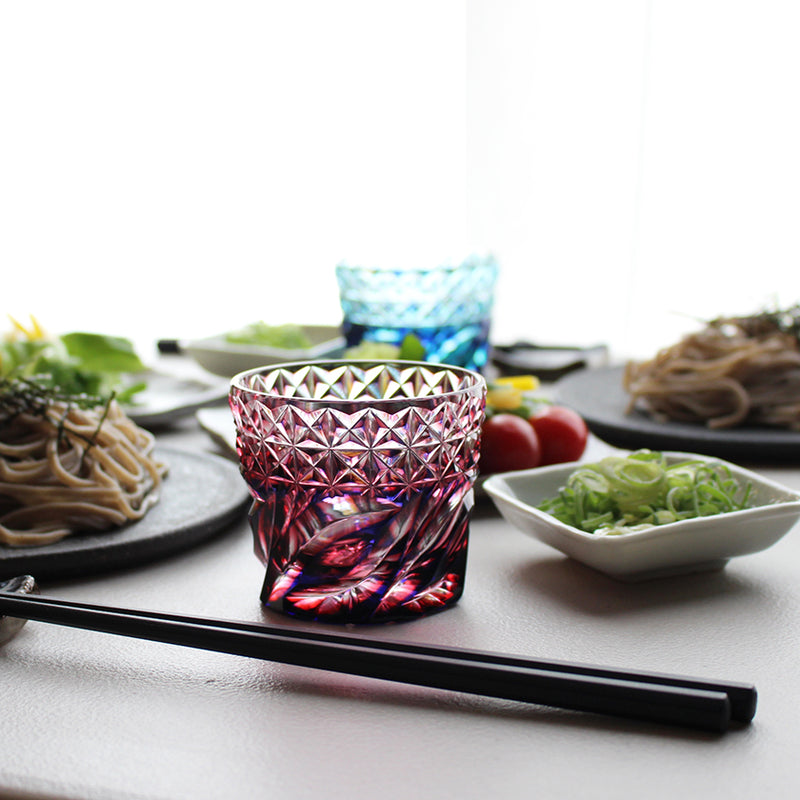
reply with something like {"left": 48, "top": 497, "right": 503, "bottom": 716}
{"left": 398, "top": 333, "right": 427, "bottom": 361}
{"left": 224, "top": 322, "right": 312, "bottom": 349}
{"left": 61, "top": 332, "right": 146, "bottom": 373}
{"left": 0, "top": 327, "right": 147, "bottom": 405}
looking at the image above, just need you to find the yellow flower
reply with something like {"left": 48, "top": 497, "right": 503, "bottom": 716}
{"left": 6, "top": 314, "right": 47, "bottom": 342}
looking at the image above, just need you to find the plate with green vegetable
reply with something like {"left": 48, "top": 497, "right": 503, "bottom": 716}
{"left": 184, "top": 323, "right": 346, "bottom": 377}
{"left": 483, "top": 450, "right": 800, "bottom": 581}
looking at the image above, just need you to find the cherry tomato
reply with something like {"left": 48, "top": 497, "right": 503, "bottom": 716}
{"left": 479, "top": 413, "right": 541, "bottom": 475}
{"left": 528, "top": 405, "right": 589, "bottom": 465}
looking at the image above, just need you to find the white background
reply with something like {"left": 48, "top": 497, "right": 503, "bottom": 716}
{"left": 3, "top": 1, "right": 799, "bottom": 362}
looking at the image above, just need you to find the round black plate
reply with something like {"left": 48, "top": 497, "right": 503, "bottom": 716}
{"left": 0, "top": 447, "right": 250, "bottom": 581}
{"left": 555, "top": 365, "right": 800, "bottom": 463}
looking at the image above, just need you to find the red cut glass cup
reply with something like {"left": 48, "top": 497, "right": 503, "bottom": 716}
{"left": 229, "top": 360, "right": 486, "bottom": 623}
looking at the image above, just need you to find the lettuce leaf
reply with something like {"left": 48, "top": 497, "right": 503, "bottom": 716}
{"left": 0, "top": 330, "right": 147, "bottom": 403}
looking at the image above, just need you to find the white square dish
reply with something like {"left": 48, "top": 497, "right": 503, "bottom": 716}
{"left": 483, "top": 451, "right": 800, "bottom": 581}
{"left": 184, "top": 325, "right": 345, "bottom": 377}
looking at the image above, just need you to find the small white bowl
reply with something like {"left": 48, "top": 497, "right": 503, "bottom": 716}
{"left": 483, "top": 451, "right": 800, "bottom": 581}
{"left": 184, "top": 325, "right": 345, "bottom": 377}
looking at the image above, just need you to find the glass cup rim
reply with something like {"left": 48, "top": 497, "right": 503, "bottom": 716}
{"left": 335, "top": 258, "right": 498, "bottom": 277}
{"left": 230, "top": 359, "right": 486, "bottom": 405}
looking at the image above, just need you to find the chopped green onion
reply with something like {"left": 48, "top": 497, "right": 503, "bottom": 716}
{"left": 538, "top": 450, "right": 754, "bottom": 535}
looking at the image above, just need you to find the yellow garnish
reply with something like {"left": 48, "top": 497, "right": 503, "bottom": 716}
{"left": 486, "top": 375, "right": 540, "bottom": 411}
{"left": 493, "top": 374, "right": 540, "bottom": 391}
{"left": 486, "top": 383, "right": 523, "bottom": 410}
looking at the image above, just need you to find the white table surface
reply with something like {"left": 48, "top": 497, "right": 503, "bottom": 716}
{"left": 2, "top": 368, "right": 799, "bottom": 800}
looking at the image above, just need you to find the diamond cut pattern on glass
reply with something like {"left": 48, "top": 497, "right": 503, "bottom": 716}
{"left": 335, "top": 258, "right": 498, "bottom": 328}
{"left": 231, "top": 362, "right": 485, "bottom": 499}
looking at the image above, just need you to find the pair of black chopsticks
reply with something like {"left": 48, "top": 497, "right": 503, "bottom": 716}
{"left": 0, "top": 588, "right": 755, "bottom": 733}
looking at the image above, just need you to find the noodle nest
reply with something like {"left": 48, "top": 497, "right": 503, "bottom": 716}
{"left": 624, "top": 316, "right": 800, "bottom": 430}
{"left": 1, "top": 399, "right": 167, "bottom": 547}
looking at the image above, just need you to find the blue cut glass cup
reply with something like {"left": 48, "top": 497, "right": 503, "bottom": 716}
{"left": 335, "top": 255, "right": 499, "bottom": 372}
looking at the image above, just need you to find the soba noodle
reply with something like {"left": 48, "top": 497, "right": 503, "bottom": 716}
{"left": 624, "top": 317, "right": 800, "bottom": 430}
{"left": 0, "top": 397, "right": 167, "bottom": 546}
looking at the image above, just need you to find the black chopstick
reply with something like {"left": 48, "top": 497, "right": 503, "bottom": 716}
{"left": 0, "top": 591, "right": 747, "bottom": 732}
{"left": 0, "top": 590, "right": 756, "bottom": 724}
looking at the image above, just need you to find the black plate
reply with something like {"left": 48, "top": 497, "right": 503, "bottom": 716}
{"left": 555, "top": 365, "right": 800, "bottom": 463}
{"left": 491, "top": 342, "right": 608, "bottom": 381}
{"left": 0, "top": 447, "right": 250, "bottom": 581}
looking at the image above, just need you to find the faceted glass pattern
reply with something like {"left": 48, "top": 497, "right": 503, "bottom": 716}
{"left": 335, "top": 256, "right": 498, "bottom": 329}
{"left": 229, "top": 361, "right": 486, "bottom": 623}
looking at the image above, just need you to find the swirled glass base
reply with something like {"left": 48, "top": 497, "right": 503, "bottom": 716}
{"left": 250, "top": 480, "right": 471, "bottom": 623}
